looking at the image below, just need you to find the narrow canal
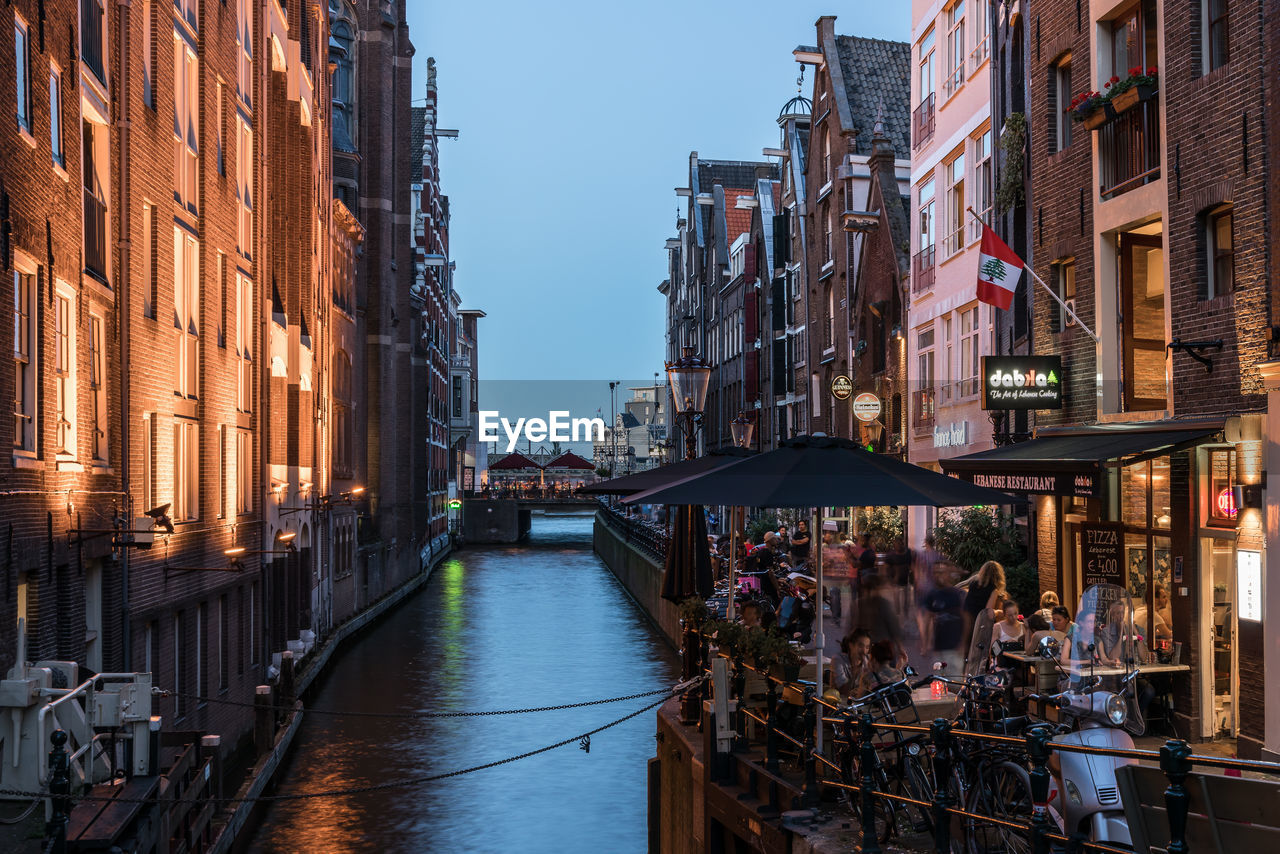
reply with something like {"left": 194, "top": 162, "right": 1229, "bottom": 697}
{"left": 249, "top": 513, "right": 680, "bottom": 853}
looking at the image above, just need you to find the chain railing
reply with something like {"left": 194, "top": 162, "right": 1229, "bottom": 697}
{"left": 687, "top": 624, "right": 1280, "bottom": 853}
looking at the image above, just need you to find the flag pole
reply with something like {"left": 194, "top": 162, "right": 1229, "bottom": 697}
{"left": 966, "top": 207, "right": 1099, "bottom": 342}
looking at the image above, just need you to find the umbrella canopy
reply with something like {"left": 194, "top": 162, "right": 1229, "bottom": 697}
{"left": 622, "top": 434, "right": 1024, "bottom": 508}
{"left": 660, "top": 504, "right": 713, "bottom": 603}
{"left": 578, "top": 446, "right": 755, "bottom": 495}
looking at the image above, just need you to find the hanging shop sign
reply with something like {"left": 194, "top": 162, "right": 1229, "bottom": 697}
{"left": 463, "top": 466, "right": 476, "bottom": 492}
{"left": 852, "top": 392, "right": 881, "bottom": 422}
{"left": 932, "top": 421, "right": 969, "bottom": 449}
{"left": 1238, "top": 550, "right": 1262, "bottom": 622}
{"left": 981, "top": 356, "right": 1064, "bottom": 410}
{"left": 964, "top": 469, "right": 1099, "bottom": 498}
{"left": 831, "top": 375, "right": 853, "bottom": 401}
{"left": 1080, "top": 522, "right": 1125, "bottom": 588}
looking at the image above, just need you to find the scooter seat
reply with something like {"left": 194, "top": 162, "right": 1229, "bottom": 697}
{"left": 990, "top": 715, "right": 1029, "bottom": 734}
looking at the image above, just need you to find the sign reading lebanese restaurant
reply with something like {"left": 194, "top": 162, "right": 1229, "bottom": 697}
{"left": 966, "top": 470, "right": 1098, "bottom": 498}
{"left": 1080, "top": 522, "right": 1125, "bottom": 588}
{"left": 982, "top": 356, "right": 1064, "bottom": 410}
{"left": 831, "top": 375, "right": 853, "bottom": 400}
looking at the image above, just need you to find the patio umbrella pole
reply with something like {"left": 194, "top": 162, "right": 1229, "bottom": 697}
{"left": 812, "top": 506, "right": 824, "bottom": 754}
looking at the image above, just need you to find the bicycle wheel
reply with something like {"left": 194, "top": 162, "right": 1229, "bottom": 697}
{"left": 836, "top": 745, "right": 894, "bottom": 843}
{"left": 964, "top": 761, "right": 1032, "bottom": 854}
{"left": 895, "top": 753, "right": 935, "bottom": 836}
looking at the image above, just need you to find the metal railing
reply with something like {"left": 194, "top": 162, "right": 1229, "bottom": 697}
{"left": 912, "top": 245, "right": 936, "bottom": 294}
{"left": 680, "top": 625, "right": 1280, "bottom": 854}
{"left": 81, "top": 0, "right": 105, "bottom": 83}
{"left": 913, "top": 93, "right": 936, "bottom": 150}
{"left": 912, "top": 387, "right": 935, "bottom": 432}
{"left": 83, "top": 190, "right": 108, "bottom": 280}
{"left": 598, "top": 503, "right": 669, "bottom": 563}
{"left": 1099, "top": 96, "right": 1161, "bottom": 199}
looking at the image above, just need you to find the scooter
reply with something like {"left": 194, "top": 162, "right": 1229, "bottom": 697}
{"left": 1028, "top": 583, "right": 1146, "bottom": 847}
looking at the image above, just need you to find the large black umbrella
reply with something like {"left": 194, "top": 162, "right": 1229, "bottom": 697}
{"left": 578, "top": 446, "right": 754, "bottom": 495}
{"left": 621, "top": 434, "right": 1023, "bottom": 508}
{"left": 660, "top": 504, "right": 713, "bottom": 603}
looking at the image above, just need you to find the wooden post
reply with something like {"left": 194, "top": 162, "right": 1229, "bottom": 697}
{"left": 201, "top": 734, "right": 222, "bottom": 801}
{"left": 930, "top": 718, "right": 954, "bottom": 854}
{"left": 280, "top": 650, "right": 296, "bottom": 711}
{"left": 1161, "top": 739, "right": 1193, "bottom": 854}
{"left": 859, "top": 713, "right": 883, "bottom": 854}
{"left": 254, "top": 685, "right": 273, "bottom": 756}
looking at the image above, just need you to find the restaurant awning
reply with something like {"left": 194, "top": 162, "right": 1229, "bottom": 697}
{"left": 577, "top": 446, "right": 755, "bottom": 495}
{"left": 940, "top": 422, "right": 1223, "bottom": 497}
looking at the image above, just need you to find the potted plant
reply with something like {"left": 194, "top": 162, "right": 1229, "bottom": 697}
{"left": 702, "top": 619, "right": 747, "bottom": 660}
{"left": 678, "top": 596, "right": 710, "bottom": 629}
{"left": 751, "top": 632, "right": 804, "bottom": 682}
{"left": 1070, "top": 89, "right": 1115, "bottom": 130}
{"left": 1109, "top": 66, "right": 1158, "bottom": 113}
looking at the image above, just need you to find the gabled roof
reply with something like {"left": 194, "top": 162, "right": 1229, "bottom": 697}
{"left": 832, "top": 36, "right": 911, "bottom": 156}
{"left": 489, "top": 452, "right": 540, "bottom": 470}
{"left": 546, "top": 452, "right": 595, "bottom": 470}
{"left": 724, "top": 188, "right": 756, "bottom": 245}
{"left": 410, "top": 106, "right": 426, "bottom": 163}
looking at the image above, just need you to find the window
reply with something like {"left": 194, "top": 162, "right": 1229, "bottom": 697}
{"left": 174, "top": 228, "right": 199, "bottom": 397}
{"left": 970, "top": 129, "right": 992, "bottom": 242}
{"left": 970, "top": 0, "right": 988, "bottom": 70}
{"left": 14, "top": 16, "right": 30, "bottom": 134}
{"left": 49, "top": 65, "right": 63, "bottom": 165}
{"left": 173, "top": 611, "right": 185, "bottom": 717}
{"left": 142, "top": 202, "right": 157, "bottom": 317}
{"left": 219, "top": 594, "right": 229, "bottom": 691}
{"left": 821, "top": 130, "right": 831, "bottom": 187}
{"left": 334, "top": 350, "right": 352, "bottom": 475}
{"left": 1206, "top": 207, "right": 1233, "bottom": 299}
{"left": 237, "top": 0, "right": 252, "bottom": 107}
{"left": 196, "top": 601, "right": 206, "bottom": 702}
{"left": 249, "top": 581, "right": 260, "bottom": 664}
{"left": 236, "top": 274, "right": 252, "bottom": 411}
{"left": 944, "top": 152, "right": 965, "bottom": 256}
{"left": 142, "top": 0, "right": 153, "bottom": 107}
{"left": 1204, "top": 0, "right": 1228, "bottom": 72}
{"left": 916, "top": 330, "right": 935, "bottom": 430}
{"left": 237, "top": 120, "right": 253, "bottom": 257}
{"left": 215, "top": 80, "right": 224, "bottom": 175}
{"left": 918, "top": 178, "right": 936, "bottom": 255}
{"left": 919, "top": 29, "right": 936, "bottom": 100}
{"left": 1208, "top": 448, "right": 1237, "bottom": 525}
{"left": 237, "top": 588, "right": 246, "bottom": 676}
{"left": 1110, "top": 0, "right": 1157, "bottom": 82}
{"left": 173, "top": 420, "right": 198, "bottom": 521}
{"left": 173, "top": 36, "right": 199, "bottom": 213}
{"left": 942, "top": 314, "right": 953, "bottom": 402}
{"left": 90, "top": 314, "right": 107, "bottom": 463}
{"left": 175, "top": 0, "right": 198, "bottom": 32}
{"left": 945, "top": 1, "right": 966, "bottom": 96}
{"left": 1119, "top": 231, "right": 1167, "bottom": 411}
{"left": 821, "top": 200, "right": 832, "bottom": 264}
{"left": 83, "top": 120, "right": 109, "bottom": 280}
{"left": 143, "top": 413, "right": 156, "bottom": 508}
{"left": 12, "top": 263, "right": 36, "bottom": 452}
{"left": 81, "top": 0, "right": 106, "bottom": 82}
{"left": 1050, "top": 259, "right": 1077, "bottom": 333}
{"left": 959, "top": 306, "right": 979, "bottom": 397}
{"left": 1052, "top": 56, "right": 1072, "bottom": 153}
{"left": 54, "top": 287, "right": 75, "bottom": 456}
{"left": 217, "top": 424, "right": 226, "bottom": 518}
{"left": 236, "top": 429, "right": 251, "bottom": 514}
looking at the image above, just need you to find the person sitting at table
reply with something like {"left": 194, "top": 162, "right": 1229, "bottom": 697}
{"left": 991, "top": 599, "right": 1026, "bottom": 653}
{"left": 1035, "top": 590, "right": 1060, "bottom": 624}
{"left": 832, "top": 628, "right": 872, "bottom": 700}
{"left": 1066, "top": 609, "right": 1121, "bottom": 673}
{"left": 869, "top": 640, "right": 904, "bottom": 687}
{"left": 1028, "top": 610, "right": 1069, "bottom": 654}
{"left": 740, "top": 601, "right": 764, "bottom": 631}
{"left": 1025, "top": 612, "right": 1052, "bottom": 648}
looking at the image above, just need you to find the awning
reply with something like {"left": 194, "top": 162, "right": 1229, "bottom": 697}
{"left": 941, "top": 423, "right": 1222, "bottom": 497}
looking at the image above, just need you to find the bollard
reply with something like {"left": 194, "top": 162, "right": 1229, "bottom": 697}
{"left": 1026, "top": 723, "right": 1053, "bottom": 854}
{"left": 280, "top": 650, "right": 296, "bottom": 712}
{"left": 800, "top": 688, "right": 819, "bottom": 808}
{"left": 1160, "top": 739, "right": 1193, "bottom": 854}
{"left": 201, "top": 735, "right": 222, "bottom": 803}
{"left": 930, "top": 718, "right": 953, "bottom": 854}
{"left": 859, "top": 713, "right": 883, "bottom": 854}
{"left": 45, "top": 729, "right": 70, "bottom": 854}
{"left": 764, "top": 677, "right": 779, "bottom": 773}
{"left": 254, "top": 685, "right": 274, "bottom": 756}
{"left": 678, "top": 623, "right": 699, "bottom": 725}
{"left": 731, "top": 656, "right": 747, "bottom": 750}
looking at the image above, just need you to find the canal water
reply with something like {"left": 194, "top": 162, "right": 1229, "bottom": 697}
{"left": 249, "top": 513, "right": 680, "bottom": 853}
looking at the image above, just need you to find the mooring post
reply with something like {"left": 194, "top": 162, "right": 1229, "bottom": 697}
{"left": 859, "top": 713, "right": 883, "bottom": 854}
{"left": 1161, "top": 739, "right": 1193, "bottom": 854}
{"left": 930, "top": 718, "right": 953, "bottom": 854}
{"left": 1026, "top": 723, "right": 1053, "bottom": 854}
{"left": 46, "top": 729, "right": 70, "bottom": 854}
{"left": 254, "top": 685, "right": 274, "bottom": 756}
{"left": 280, "top": 650, "right": 296, "bottom": 712}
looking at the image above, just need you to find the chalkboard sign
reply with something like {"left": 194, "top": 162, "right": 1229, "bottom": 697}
{"left": 1080, "top": 523, "right": 1125, "bottom": 588}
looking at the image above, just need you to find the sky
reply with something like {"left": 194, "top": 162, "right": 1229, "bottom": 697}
{"left": 407, "top": 1, "right": 910, "bottom": 384}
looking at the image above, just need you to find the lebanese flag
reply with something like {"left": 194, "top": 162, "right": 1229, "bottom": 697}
{"left": 976, "top": 225, "right": 1025, "bottom": 311}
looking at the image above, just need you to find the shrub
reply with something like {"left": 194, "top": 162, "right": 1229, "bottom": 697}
{"left": 854, "top": 506, "right": 904, "bottom": 551}
{"left": 745, "top": 512, "right": 780, "bottom": 545}
{"left": 932, "top": 506, "right": 1026, "bottom": 577}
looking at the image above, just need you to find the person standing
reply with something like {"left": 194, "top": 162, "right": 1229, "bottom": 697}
{"left": 884, "top": 537, "right": 913, "bottom": 624}
{"left": 855, "top": 574, "right": 907, "bottom": 667}
{"left": 925, "top": 564, "right": 966, "bottom": 675}
{"left": 822, "top": 524, "right": 855, "bottom": 629}
{"left": 856, "top": 534, "right": 878, "bottom": 582}
{"left": 790, "top": 520, "right": 811, "bottom": 567}
{"left": 913, "top": 535, "right": 941, "bottom": 650}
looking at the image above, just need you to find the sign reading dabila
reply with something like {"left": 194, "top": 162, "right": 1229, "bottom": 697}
{"left": 981, "top": 356, "right": 1064, "bottom": 410}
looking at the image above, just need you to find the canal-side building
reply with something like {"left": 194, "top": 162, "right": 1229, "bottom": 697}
{"left": 794, "top": 21, "right": 911, "bottom": 444}
{"left": 450, "top": 303, "right": 485, "bottom": 497}
{"left": 948, "top": 0, "right": 1274, "bottom": 755}
{"left": 772, "top": 90, "right": 814, "bottom": 442}
{"left": 905, "top": 0, "right": 996, "bottom": 547}
{"left": 748, "top": 177, "right": 784, "bottom": 449}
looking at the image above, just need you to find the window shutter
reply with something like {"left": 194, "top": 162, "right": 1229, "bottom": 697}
{"left": 744, "top": 291, "right": 758, "bottom": 342}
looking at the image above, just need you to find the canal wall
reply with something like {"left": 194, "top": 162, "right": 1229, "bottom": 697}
{"left": 209, "top": 542, "right": 455, "bottom": 854}
{"left": 592, "top": 511, "right": 681, "bottom": 647}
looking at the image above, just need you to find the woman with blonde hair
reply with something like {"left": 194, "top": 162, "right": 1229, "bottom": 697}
{"left": 962, "top": 561, "right": 1006, "bottom": 669}
{"left": 1035, "top": 590, "right": 1060, "bottom": 623}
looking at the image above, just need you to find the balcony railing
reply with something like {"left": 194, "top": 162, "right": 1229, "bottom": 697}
{"left": 81, "top": 0, "right": 105, "bottom": 83}
{"left": 1099, "top": 96, "right": 1161, "bottom": 199}
{"left": 912, "top": 93, "right": 936, "bottom": 150}
{"left": 969, "top": 38, "right": 989, "bottom": 73}
{"left": 944, "top": 64, "right": 965, "bottom": 99}
{"left": 912, "top": 245, "right": 936, "bottom": 295}
{"left": 912, "top": 387, "right": 936, "bottom": 432}
{"left": 84, "top": 190, "right": 108, "bottom": 280}
{"left": 943, "top": 224, "right": 965, "bottom": 258}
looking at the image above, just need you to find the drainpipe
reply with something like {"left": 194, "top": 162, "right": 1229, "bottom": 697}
{"left": 115, "top": 0, "right": 133, "bottom": 671}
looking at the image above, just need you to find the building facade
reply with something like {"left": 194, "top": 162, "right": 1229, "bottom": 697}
{"left": 906, "top": 0, "right": 996, "bottom": 548}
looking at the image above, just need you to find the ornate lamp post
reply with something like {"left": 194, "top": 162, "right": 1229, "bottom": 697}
{"left": 730, "top": 410, "right": 755, "bottom": 449}
{"left": 666, "top": 346, "right": 712, "bottom": 460}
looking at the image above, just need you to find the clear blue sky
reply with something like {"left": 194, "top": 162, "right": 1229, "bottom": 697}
{"left": 408, "top": 1, "right": 909, "bottom": 381}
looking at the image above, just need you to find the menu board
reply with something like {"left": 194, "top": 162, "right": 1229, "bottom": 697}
{"left": 1080, "top": 523, "right": 1125, "bottom": 588}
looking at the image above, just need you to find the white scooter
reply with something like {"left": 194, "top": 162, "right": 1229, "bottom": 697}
{"left": 1030, "top": 583, "right": 1145, "bottom": 847}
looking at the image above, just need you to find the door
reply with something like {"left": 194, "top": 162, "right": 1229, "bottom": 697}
{"left": 1204, "top": 538, "right": 1237, "bottom": 738}
{"left": 1119, "top": 232, "right": 1167, "bottom": 411}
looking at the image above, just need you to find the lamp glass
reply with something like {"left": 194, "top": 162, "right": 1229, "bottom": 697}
{"left": 730, "top": 414, "right": 755, "bottom": 448}
{"left": 666, "top": 346, "right": 712, "bottom": 414}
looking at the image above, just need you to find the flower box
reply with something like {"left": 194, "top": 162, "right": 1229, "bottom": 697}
{"left": 1110, "top": 83, "right": 1156, "bottom": 115}
{"left": 1081, "top": 102, "right": 1116, "bottom": 131}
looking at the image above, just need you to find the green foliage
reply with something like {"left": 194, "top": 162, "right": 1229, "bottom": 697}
{"left": 855, "top": 506, "right": 904, "bottom": 551}
{"left": 931, "top": 506, "right": 1026, "bottom": 576}
{"left": 748, "top": 631, "right": 803, "bottom": 672}
{"left": 745, "top": 512, "right": 780, "bottom": 545}
{"left": 995, "top": 112, "right": 1026, "bottom": 214}
{"left": 596, "top": 467, "right": 611, "bottom": 478}
{"left": 678, "top": 596, "right": 710, "bottom": 628}
{"left": 1004, "top": 561, "right": 1040, "bottom": 616}
{"left": 702, "top": 619, "right": 749, "bottom": 659}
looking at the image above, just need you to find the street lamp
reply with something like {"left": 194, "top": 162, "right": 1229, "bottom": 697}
{"left": 666, "top": 346, "right": 712, "bottom": 460}
{"left": 730, "top": 410, "right": 755, "bottom": 449}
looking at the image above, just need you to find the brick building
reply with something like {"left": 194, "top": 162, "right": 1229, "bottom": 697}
{"left": 950, "top": 0, "right": 1275, "bottom": 755}
{"left": 794, "top": 20, "right": 910, "bottom": 446}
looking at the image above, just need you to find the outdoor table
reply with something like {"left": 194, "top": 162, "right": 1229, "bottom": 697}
{"left": 1067, "top": 663, "right": 1191, "bottom": 678}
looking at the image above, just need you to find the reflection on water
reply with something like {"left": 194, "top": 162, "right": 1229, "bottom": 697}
{"left": 250, "top": 513, "right": 679, "bottom": 853}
